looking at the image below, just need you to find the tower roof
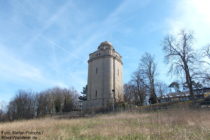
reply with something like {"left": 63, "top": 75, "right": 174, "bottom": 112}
{"left": 88, "top": 41, "right": 122, "bottom": 64}
{"left": 98, "top": 41, "right": 114, "bottom": 50}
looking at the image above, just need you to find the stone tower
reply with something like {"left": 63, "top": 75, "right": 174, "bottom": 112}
{"left": 86, "top": 41, "right": 123, "bottom": 110}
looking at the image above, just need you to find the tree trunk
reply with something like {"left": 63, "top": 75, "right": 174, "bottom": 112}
{"left": 184, "top": 61, "right": 194, "bottom": 99}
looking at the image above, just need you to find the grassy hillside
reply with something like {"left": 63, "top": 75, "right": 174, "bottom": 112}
{"left": 0, "top": 109, "right": 210, "bottom": 140}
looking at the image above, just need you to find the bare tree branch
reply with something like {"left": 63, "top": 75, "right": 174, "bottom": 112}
{"left": 162, "top": 30, "right": 198, "bottom": 99}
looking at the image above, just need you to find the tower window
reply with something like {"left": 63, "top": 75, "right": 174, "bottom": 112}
{"left": 95, "top": 90, "right": 97, "bottom": 98}
{"left": 96, "top": 67, "right": 98, "bottom": 74}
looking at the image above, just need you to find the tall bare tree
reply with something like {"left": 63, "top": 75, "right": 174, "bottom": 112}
{"left": 124, "top": 83, "right": 135, "bottom": 104}
{"left": 7, "top": 90, "right": 36, "bottom": 120}
{"left": 124, "top": 80, "right": 146, "bottom": 106}
{"left": 0, "top": 109, "right": 6, "bottom": 122}
{"left": 163, "top": 30, "right": 197, "bottom": 99}
{"left": 139, "top": 53, "right": 158, "bottom": 104}
{"left": 131, "top": 70, "right": 147, "bottom": 105}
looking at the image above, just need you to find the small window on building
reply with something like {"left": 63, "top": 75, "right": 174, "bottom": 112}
{"left": 96, "top": 67, "right": 98, "bottom": 74}
{"left": 118, "top": 69, "right": 119, "bottom": 76}
{"left": 95, "top": 90, "right": 97, "bottom": 98}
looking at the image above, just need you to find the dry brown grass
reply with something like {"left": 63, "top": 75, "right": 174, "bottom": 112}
{"left": 0, "top": 109, "right": 210, "bottom": 140}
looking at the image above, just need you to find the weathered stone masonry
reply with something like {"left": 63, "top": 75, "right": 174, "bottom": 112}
{"left": 85, "top": 41, "right": 123, "bottom": 110}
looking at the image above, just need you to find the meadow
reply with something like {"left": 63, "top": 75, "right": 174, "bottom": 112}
{"left": 0, "top": 109, "right": 210, "bottom": 140}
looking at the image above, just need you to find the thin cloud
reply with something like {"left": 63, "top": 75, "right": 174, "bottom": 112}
{"left": 0, "top": 0, "right": 161, "bottom": 104}
{"left": 22, "top": 0, "right": 73, "bottom": 50}
{"left": 0, "top": 43, "right": 68, "bottom": 87}
{"left": 167, "top": 0, "right": 210, "bottom": 48}
{"left": 0, "top": 44, "right": 43, "bottom": 81}
{"left": 63, "top": 0, "right": 151, "bottom": 61}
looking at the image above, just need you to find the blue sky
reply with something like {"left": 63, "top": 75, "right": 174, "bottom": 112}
{"left": 0, "top": 0, "right": 210, "bottom": 107}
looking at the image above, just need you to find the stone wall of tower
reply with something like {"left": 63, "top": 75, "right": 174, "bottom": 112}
{"left": 113, "top": 58, "right": 123, "bottom": 102}
{"left": 85, "top": 41, "right": 123, "bottom": 110}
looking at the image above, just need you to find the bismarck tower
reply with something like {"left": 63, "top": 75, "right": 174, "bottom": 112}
{"left": 86, "top": 41, "right": 123, "bottom": 110}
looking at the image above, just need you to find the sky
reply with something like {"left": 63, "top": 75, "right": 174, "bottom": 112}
{"left": 0, "top": 0, "right": 210, "bottom": 108}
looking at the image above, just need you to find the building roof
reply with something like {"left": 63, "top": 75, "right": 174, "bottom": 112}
{"left": 159, "top": 88, "right": 210, "bottom": 99}
{"left": 98, "top": 41, "right": 114, "bottom": 50}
